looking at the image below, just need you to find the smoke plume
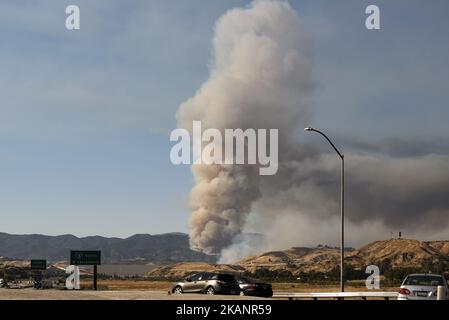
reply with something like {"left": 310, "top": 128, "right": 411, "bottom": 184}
{"left": 176, "top": 0, "right": 313, "bottom": 254}
{"left": 176, "top": 0, "right": 449, "bottom": 261}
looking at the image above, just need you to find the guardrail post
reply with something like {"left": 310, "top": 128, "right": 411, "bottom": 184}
{"left": 437, "top": 286, "right": 447, "bottom": 300}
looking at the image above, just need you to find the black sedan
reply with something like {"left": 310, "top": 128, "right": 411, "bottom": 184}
{"left": 236, "top": 277, "right": 273, "bottom": 298}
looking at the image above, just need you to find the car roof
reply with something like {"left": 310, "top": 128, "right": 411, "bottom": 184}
{"left": 407, "top": 273, "right": 443, "bottom": 277}
{"left": 192, "top": 272, "right": 234, "bottom": 276}
{"left": 207, "top": 272, "right": 234, "bottom": 275}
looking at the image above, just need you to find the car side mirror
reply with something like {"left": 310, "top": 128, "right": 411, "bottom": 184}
{"left": 186, "top": 277, "right": 192, "bottom": 282}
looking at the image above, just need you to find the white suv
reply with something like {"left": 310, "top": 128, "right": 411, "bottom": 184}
{"left": 398, "top": 274, "right": 449, "bottom": 300}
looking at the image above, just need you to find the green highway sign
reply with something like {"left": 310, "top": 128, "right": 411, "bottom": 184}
{"left": 30, "top": 259, "right": 47, "bottom": 270}
{"left": 70, "top": 250, "right": 101, "bottom": 266}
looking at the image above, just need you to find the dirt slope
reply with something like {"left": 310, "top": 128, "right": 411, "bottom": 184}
{"left": 148, "top": 239, "right": 449, "bottom": 278}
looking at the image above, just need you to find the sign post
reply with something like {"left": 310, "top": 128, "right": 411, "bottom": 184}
{"left": 70, "top": 251, "right": 101, "bottom": 290}
{"left": 30, "top": 260, "right": 47, "bottom": 289}
{"left": 93, "top": 265, "right": 98, "bottom": 290}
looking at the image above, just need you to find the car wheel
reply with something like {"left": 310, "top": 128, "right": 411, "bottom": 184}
{"left": 173, "top": 286, "right": 183, "bottom": 295}
{"left": 206, "top": 287, "right": 215, "bottom": 295}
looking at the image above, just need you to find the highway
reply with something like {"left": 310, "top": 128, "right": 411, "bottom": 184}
{"left": 0, "top": 288, "right": 269, "bottom": 300}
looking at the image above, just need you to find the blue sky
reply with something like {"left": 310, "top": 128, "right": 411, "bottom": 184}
{"left": 0, "top": 0, "right": 448, "bottom": 237}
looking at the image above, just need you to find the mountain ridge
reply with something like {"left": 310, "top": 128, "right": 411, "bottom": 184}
{"left": 0, "top": 232, "right": 215, "bottom": 264}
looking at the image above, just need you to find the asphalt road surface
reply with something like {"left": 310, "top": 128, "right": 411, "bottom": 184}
{"left": 0, "top": 288, "right": 269, "bottom": 300}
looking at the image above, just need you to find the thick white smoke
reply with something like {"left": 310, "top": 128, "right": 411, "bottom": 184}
{"left": 176, "top": 0, "right": 313, "bottom": 255}
{"left": 176, "top": 0, "right": 449, "bottom": 262}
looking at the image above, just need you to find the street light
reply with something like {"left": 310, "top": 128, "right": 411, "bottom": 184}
{"left": 304, "top": 127, "right": 345, "bottom": 292}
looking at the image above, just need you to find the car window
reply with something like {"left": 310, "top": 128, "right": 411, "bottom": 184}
{"left": 404, "top": 275, "right": 444, "bottom": 286}
{"left": 213, "top": 274, "right": 236, "bottom": 282}
{"left": 190, "top": 273, "right": 202, "bottom": 281}
{"left": 198, "top": 273, "right": 212, "bottom": 281}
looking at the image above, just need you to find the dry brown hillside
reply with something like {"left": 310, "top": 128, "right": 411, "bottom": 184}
{"left": 148, "top": 239, "right": 449, "bottom": 279}
{"left": 147, "top": 262, "right": 246, "bottom": 279}
{"left": 427, "top": 241, "right": 449, "bottom": 256}
{"left": 237, "top": 246, "right": 341, "bottom": 274}
{"left": 346, "top": 239, "right": 448, "bottom": 269}
{"left": 0, "top": 257, "right": 29, "bottom": 268}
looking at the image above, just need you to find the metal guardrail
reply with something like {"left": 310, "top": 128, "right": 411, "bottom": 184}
{"left": 273, "top": 291, "right": 398, "bottom": 300}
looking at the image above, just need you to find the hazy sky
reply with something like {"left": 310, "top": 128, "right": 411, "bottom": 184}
{"left": 1, "top": 0, "right": 448, "bottom": 239}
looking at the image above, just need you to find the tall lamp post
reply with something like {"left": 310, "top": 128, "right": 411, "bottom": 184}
{"left": 304, "top": 127, "right": 345, "bottom": 292}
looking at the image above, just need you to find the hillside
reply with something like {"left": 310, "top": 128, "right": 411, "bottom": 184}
{"left": 148, "top": 262, "right": 245, "bottom": 279}
{"left": 2, "top": 234, "right": 449, "bottom": 278}
{"left": 148, "top": 239, "right": 449, "bottom": 279}
{"left": 0, "top": 232, "right": 215, "bottom": 264}
{"left": 346, "top": 239, "right": 449, "bottom": 269}
{"left": 241, "top": 239, "right": 449, "bottom": 276}
{"left": 238, "top": 246, "right": 342, "bottom": 273}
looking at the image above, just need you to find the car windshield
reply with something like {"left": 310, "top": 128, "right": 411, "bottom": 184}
{"left": 212, "top": 274, "right": 236, "bottom": 282}
{"left": 404, "top": 275, "right": 444, "bottom": 286}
